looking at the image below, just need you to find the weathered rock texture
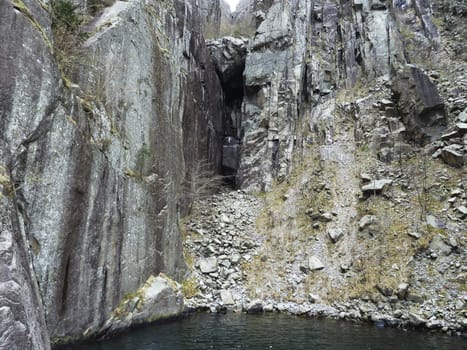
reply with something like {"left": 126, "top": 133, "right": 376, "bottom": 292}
{"left": 1, "top": 0, "right": 224, "bottom": 346}
{"left": 1, "top": 0, "right": 466, "bottom": 347}
{"left": 98, "top": 273, "right": 184, "bottom": 337}
{"left": 198, "top": 0, "right": 232, "bottom": 38}
{"left": 182, "top": 0, "right": 466, "bottom": 337}
{"left": 0, "top": 191, "right": 50, "bottom": 350}
{"left": 235, "top": 0, "right": 447, "bottom": 191}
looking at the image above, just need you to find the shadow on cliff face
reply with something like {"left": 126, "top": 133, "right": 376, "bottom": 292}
{"left": 206, "top": 37, "right": 248, "bottom": 187}
{"left": 392, "top": 65, "right": 446, "bottom": 145}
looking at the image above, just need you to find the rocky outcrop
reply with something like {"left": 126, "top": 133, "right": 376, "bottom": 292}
{"left": 392, "top": 65, "right": 445, "bottom": 143}
{"left": 97, "top": 273, "right": 184, "bottom": 338}
{"left": 1, "top": 0, "right": 224, "bottom": 345}
{"left": 233, "top": 0, "right": 445, "bottom": 190}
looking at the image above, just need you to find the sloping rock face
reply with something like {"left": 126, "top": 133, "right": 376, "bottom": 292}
{"left": 1, "top": 0, "right": 223, "bottom": 345}
{"left": 0, "top": 1, "right": 57, "bottom": 349}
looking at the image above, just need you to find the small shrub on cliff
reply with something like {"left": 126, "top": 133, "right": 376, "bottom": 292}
{"left": 51, "top": 0, "right": 82, "bottom": 31}
{"left": 50, "top": 0, "right": 86, "bottom": 82}
{"left": 183, "top": 160, "right": 225, "bottom": 213}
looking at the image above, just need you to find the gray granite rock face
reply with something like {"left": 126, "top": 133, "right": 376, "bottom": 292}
{"left": 1, "top": 0, "right": 463, "bottom": 346}
{"left": 0, "top": 1, "right": 56, "bottom": 348}
{"left": 235, "top": 0, "right": 443, "bottom": 191}
{"left": 1, "top": 0, "right": 224, "bottom": 344}
{"left": 0, "top": 195, "right": 51, "bottom": 350}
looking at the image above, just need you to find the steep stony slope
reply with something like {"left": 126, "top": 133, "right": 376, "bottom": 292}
{"left": 1, "top": 0, "right": 224, "bottom": 346}
{"left": 183, "top": 0, "right": 466, "bottom": 335}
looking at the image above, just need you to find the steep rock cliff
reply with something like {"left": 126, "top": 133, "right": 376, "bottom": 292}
{"left": 1, "top": 0, "right": 224, "bottom": 345}
{"left": 233, "top": 0, "right": 449, "bottom": 191}
{"left": 1, "top": 0, "right": 466, "bottom": 347}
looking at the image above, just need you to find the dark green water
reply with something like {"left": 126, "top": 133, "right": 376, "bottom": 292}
{"left": 58, "top": 313, "right": 465, "bottom": 350}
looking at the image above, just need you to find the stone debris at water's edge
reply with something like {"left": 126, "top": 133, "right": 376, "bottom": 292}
{"left": 199, "top": 257, "right": 219, "bottom": 274}
{"left": 183, "top": 190, "right": 263, "bottom": 311}
{"left": 182, "top": 180, "right": 466, "bottom": 335}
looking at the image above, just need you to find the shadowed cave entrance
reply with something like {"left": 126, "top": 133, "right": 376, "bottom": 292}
{"left": 207, "top": 38, "right": 247, "bottom": 188}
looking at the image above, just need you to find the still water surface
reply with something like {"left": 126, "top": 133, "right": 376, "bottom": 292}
{"left": 59, "top": 312, "right": 465, "bottom": 350}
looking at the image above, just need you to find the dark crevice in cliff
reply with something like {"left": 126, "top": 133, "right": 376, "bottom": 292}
{"left": 60, "top": 255, "right": 71, "bottom": 316}
{"left": 206, "top": 38, "right": 248, "bottom": 186}
{"left": 220, "top": 74, "right": 244, "bottom": 186}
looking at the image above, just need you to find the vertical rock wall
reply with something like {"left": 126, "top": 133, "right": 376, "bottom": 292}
{"left": 0, "top": 192, "right": 51, "bottom": 350}
{"left": 1, "top": 0, "right": 224, "bottom": 344}
{"left": 236, "top": 0, "right": 443, "bottom": 191}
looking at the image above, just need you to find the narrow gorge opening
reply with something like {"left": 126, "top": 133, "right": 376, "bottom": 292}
{"left": 206, "top": 38, "right": 248, "bottom": 188}
{"left": 220, "top": 65, "right": 244, "bottom": 187}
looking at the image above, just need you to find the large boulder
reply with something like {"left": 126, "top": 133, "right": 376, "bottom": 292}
{"left": 392, "top": 65, "right": 445, "bottom": 143}
{"left": 97, "top": 274, "right": 184, "bottom": 338}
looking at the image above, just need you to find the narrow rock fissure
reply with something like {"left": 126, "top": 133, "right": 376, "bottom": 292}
{"left": 206, "top": 38, "right": 248, "bottom": 187}
{"left": 220, "top": 72, "right": 244, "bottom": 186}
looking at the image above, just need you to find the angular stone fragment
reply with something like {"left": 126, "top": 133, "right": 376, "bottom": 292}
{"left": 408, "top": 312, "right": 427, "bottom": 326}
{"left": 360, "top": 173, "right": 372, "bottom": 182}
{"left": 359, "top": 215, "right": 378, "bottom": 230}
{"left": 230, "top": 252, "right": 241, "bottom": 265}
{"left": 441, "top": 130, "right": 459, "bottom": 140}
{"left": 246, "top": 300, "right": 263, "bottom": 313}
{"left": 426, "top": 215, "right": 446, "bottom": 229}
{"left": 408, "top": 231, "right": 422, "bottom": 239}
{"left": 376, "top": 285, "right": 393, "bottom": 297}
{"left": 308, "top": 256, "right": 325, "bottom": 271}
{"left": 429, "top": 235, "right": 452, "bottom": 256}
{"left": 328, "top": 228, "right": 344, "bottom": 243}
{"left": 199, "top": 257, "right": 218, "bottom": 274}
{"left": 397, "top": 283, "right": 409, "bottom": 299}
{"left": 361, "top": 179, "right": 392, "bottom": 194}
{"left": 458, "top": 110, "right": 467, "bottom": 123}
{"left": 440, "top": 144, "right": 464, "bottom": 167}
{"left": 456, "top": 205, "right": 467, "bottom": 218}
{"left": 308, "top": 293, "right": 321, "bottom": 303}
{"left": 310, "top": 212, "right": 333, "bottom": 222}
{"left": 220, "top": 289, "right": 235, "bottom": 305}
{"left": 456, "top": 122, "right": 467, "bottom": 134}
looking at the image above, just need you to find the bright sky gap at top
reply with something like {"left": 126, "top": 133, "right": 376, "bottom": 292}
{"left": 225, "top": 0, "right": 240, "bottom": 12}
